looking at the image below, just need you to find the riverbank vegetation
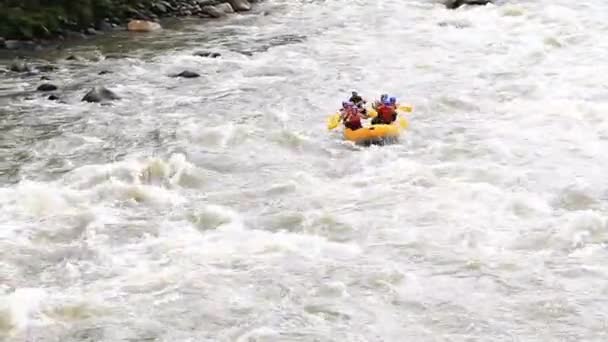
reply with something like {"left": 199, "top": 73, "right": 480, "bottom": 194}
{"left": 0, "top": 0, "right": 156, "bottom": 40}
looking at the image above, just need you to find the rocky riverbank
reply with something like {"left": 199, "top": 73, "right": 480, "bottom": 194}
{"left": 0, "top": 0, "right": 259, "bottom": 50}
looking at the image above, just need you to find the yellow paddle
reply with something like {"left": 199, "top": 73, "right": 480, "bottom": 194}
{"left": 327, "top": 113, "right": 341, "bottom": 130}
{"left": 398, "top": 116, "right": 409, "bottom": 129}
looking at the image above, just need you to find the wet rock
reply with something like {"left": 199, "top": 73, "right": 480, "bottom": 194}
{"left": 4, "top": 40, "right": 39, "bottom": 50}
{"left": 98, "top": 70, "right": 113, "bottom": 75}
{"left": 152, "top": 2, "right": 168, "bottom": 14}
{"left": 0, "top": 37, "right": 5, "bottom": 49}
{"left": 126, "top": 7, "right": 149, "bottom": 20}
{"left": 202, "top": 5, "right": 225, "bottom": 18}
{"left": 9, "top": 61, "right": 31, "bottom": 72}
{"left": 66, "top": 55, "right": 80, "bottom": 61}
{"left": 216, "top": 2, "right": 235, "bottom": 13}
{"left": 95, "top": 20, "right": 114, "bottom": 32}
{"left": 172, "top": 70, "right": 200, "bottom": 78}
{"left": 63, "top": 30, "right": 87, "bottom": 40}
{"left": 194, "top": 51, "right": 221, "bottom": 58}
{"left": 37, "top": 84, "right": 58, "bottom": 92}
{"left": 48, "top": 95, "right": 60, "bottom": 101}
{"left": 82, "top": 86, "right": 121, "bottom": 103}
{"left": 127, "top": 20, "right": 162, "bottom": 32}
{"left": 85, "top": 28, "right": 98, "bottom": 35}
{"left": 40, "top": 76, "right": 52, "bottom": 81}
{"left": 445, "top": 0, "right": 493, "bottom": 9}
{"left": 227, "top": 0, "right": 251, "bottom": 11}
{"left": 104, "top": 53, "right": 130, "bottom": 59}
{"left": 36, "top": 65, "right": 57, "bottom": 72}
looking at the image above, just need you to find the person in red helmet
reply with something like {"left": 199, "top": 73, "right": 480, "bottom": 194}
{"left": 341, "top": 102, "right": 363, "bottom": 130}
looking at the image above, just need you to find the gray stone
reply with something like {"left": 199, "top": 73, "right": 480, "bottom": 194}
{"left": 152, "top": 2, "right": 167, "bottom": 13}
{"left": 48, "top": 95, "right": 60, "bottom": 101}
{"left": 194, "top": 51, "right": 221, "bottom": 58}
{"left": 82, "top": 87, "right": 121, "bottom": 103}
{"left": 172, "top": 70, "right": 200, "bottom": 78}
{"left": 9, "top": 61, "right": 31, "bottom": 72}
{"left": 37, "top": 84, "right": 58, "bottom": 92}
{"left": 445, "top": 0, "right": 493, "bottom": 9}
{"left": 216, "top": 2, "right": 234, "bottom": 13}
{"left": 202, "top": 5, "right": 225, "bottom": 18}
{"left": 85, "top": 28, "right": 97, "bottom": 35}
{"left": 96, "top": 20, "right": 114, "bottom": 31}
{"left": 36, "top": 65, "right": 57, "bottom": 72}
{"left": 227, "top": 0, "right": 251, "bottom": 11}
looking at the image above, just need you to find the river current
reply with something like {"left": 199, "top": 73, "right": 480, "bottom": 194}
{"left": 2, "top": 0, "right": 608, "bottom": 341}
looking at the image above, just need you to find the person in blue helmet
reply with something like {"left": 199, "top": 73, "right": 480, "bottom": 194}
{"left": 389, "top": 96, "right": 398, "bottom": 109}
{"left": 372, "top": 94, "right": 389, "bottom": 110}
{"left": 371, "top": 96, "right": 398, "bottom": 125}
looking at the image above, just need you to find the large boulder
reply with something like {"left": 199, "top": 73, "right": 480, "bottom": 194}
{"left": 171, "top": 70, "right": 200, "bottom": 78}
{"left": 216, "top": 3, "right": 235, "bottom": 13}
{"left": 194, "top": 51, "right": 221, "bottom": 58}
{"left": 445, "top": 0, "right": 493, "bottom": 9}
{"left": 82, "top": 87, "right": 121, "bottom": 103}
{"left": 9, "top": 61, "right": 32, "bottom": 73}
{"left": 227, "top": 0, "right": 251, "bottom": 11}
{"left": 37, "top": 84, "right": 58, "bottom": 92}
{"left": 127, "top": 20, "right": 162, "bottom": 32}
{"left": 36, "top": 64, "right": 57, "bottom": 72}
{"left": 202, "top": 5, "right": 225, "bottom": 18}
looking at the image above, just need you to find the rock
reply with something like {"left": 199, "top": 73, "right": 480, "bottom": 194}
{"left": 40, "top": 76, "right": 51, "bottom": 81}
{"left": 126, "top": 7, "right": 150, "bottom": 20}
{"left": 37, "top": 83, "right": 58, "bottom": 92}
{"left": 227, "top": 0, "right": 251, "bottom": 11}
{"left": 152, "top": 2, "right": 168, "bottom": 14}
{"left": 0, "top": 37, "right": 5, "bottom": 49}
{"left": 98, "top": 70, "right": 113, "bottom": 75}
{"left": 63, "top": 30, "right": 87, "bottom": 40}
{"left": 9, "top": 61, "right": 31, "bottom": 72}
{"left": 85, "top": 28, "right": 98, "bottom": 35}
{"left": 172, "top": 70, "right": 200, "bottom": 78}
{"left": 95, "top": 20, "right": 114, "bottom": 31}
{"left": 445, "top": 0, "right": 493, "bottom": 9}
{"left": 82, "top": 87, "right": 121, "bottom": 103}
{"left": 127, "top": 20, "right": 162, "bottom": 32}
{"left": 36, "top": 65, "right": 57, "bottom": 72}
{"left": 48, "top": 95, "right": 60, "bottom": 101}
{"left": 202, "top": 5, "right": 225, "bottom": 18}
{"left": 216, "top": 2, "right": 235, "bottom": 13}
{"left": 5, "top": 40, "right": 38, "bottom": 50}
{"left": 194, "top": 51, "right": 221, "bottom": 58}
{"left": 66, "top": 55, "right": 80, "bottom": 61}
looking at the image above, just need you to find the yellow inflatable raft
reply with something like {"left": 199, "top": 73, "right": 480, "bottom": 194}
{"left": 343, "top": 119, "right": 406, "bottom": 144}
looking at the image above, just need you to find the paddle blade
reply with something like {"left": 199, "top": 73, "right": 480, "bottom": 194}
{"left": 327, "top": 113, "right": 341, "bottom": 130}
{"left": 367, "top": 108, "right": 378, "bottom": 118}
{"left": 399, "top": 117, "right": 409, "bottom": 129}
{"left": 398, "top": 105, "right": 413, "bottom": 113}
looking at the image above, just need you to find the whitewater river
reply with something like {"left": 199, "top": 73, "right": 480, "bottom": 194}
{"left": 2, "top": 0, "right": 608, "bottom": 340}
